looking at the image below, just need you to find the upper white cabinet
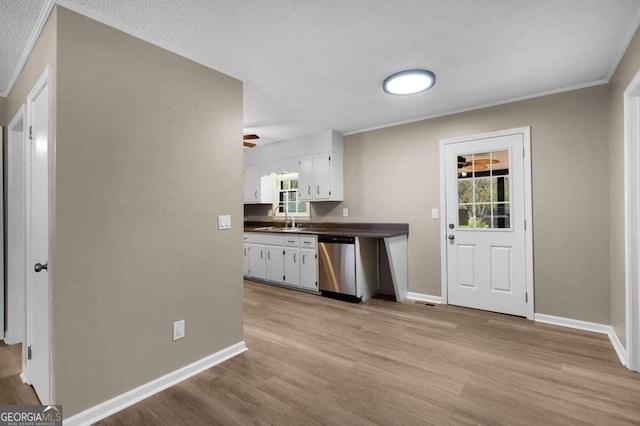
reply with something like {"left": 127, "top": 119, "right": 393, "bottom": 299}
{"left": 298, "top": 152, "right": 343, "bottom": 201}
{"left": 243, "top": 166, "right": 273, "bottom": 204}
{"left": 244, "top": 130, "right": 343, "bottom": 204}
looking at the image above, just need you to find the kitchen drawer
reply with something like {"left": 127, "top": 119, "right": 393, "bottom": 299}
{"left": 284, "top": 236, "right": 300, "bottom": 247}
{"left": 300, "top": 236, "right": 317, "bottom": 248}
{"left": 247, "top": 233, "right": 285, "bottom": 246}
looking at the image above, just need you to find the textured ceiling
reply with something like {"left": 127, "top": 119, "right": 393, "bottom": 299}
{"left": 2, "top": 0, "right": 640, "bottom": 144}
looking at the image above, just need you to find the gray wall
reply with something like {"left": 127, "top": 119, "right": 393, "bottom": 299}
{"left": 608, "top": 27, "right": 640, "bottom": 348}
{"left": 9, "top": 6, "right": 243, "bottom": 416}
{"left": 249, "top": 85, "right": 611, "bottom": 324}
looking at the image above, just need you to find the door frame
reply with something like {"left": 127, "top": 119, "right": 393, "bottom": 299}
{"left": 624, "top": 70, "right": 640, "bottom": 371}
{"left": 439, "top": 126, "right": 534, "bottom": 320}
{"left": 6, "top": 105, "right": 27, "bottom": 346}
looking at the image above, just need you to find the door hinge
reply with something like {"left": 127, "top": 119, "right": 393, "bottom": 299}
{"left": 29, "top": 126, "right": 33, "bottom": 140}
{"left": 525, "top": 292, "right": 528, "bottom": 303}
{"left": 28, "top": 345, "right": 32, "bottom": 360}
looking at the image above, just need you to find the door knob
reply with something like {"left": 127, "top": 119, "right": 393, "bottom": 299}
{"left": 34, "top": 262, "right": 48, "bottom": 272}
{"left": 448, "top": 234, "right": 455, "bottom": 240}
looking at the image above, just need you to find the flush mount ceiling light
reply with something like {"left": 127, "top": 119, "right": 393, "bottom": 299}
{"left": 383, "top": 69, "right": 436, "bottom": 95}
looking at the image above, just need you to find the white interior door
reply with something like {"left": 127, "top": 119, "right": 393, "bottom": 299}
{"left": 26, "top": 67, "right": 51, "bottom": 404}
{"left": 442, "top": 129, "right": 532, "bottom": 318}
{"left": 7, "top": 106, "right": 27, "bottom": 346}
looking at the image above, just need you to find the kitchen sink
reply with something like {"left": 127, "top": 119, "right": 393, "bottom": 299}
{"left": 253, "top": 226, "right": 278, "bottom": 231}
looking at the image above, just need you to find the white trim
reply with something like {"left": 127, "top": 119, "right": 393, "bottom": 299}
{"left": 407, "top": 292, "right": 442, "bottom": 304}
{"left": 534, "top": 314, "right": 627, "bottom": 366}
{"left": 5, "top": 104, "right": 27, "bottom": 347}
{"left": 0, "top": 127, "right": 3, "bottom": 342}
{"left": 623, "top": 69, "right": 640, "bottom": 372}
{"left": 439, "top": 127, "right": 534, "bottom": 320}
{"left": 64, "top": 341, "right": 247, "bottom": 426}
{"left": 345, "top": 81, "right": 606, "bottom": 137}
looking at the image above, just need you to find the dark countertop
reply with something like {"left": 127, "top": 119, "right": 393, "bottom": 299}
{"left": 244, "top": 221, "right": 409, "bottom": 238}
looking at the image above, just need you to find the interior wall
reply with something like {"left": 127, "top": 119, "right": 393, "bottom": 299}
{"left": 300, "top": 86, "right": 610, "bottom": 323}
{"left": 608, "top": 27, "right": 640, "bottom": 349}
{"left": 54, "top": 7, "right": 243, "bottom": 416}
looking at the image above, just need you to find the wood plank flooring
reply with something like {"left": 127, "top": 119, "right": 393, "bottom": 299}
{"left": 97, "top": 281, "right": 640, "bottom": 425}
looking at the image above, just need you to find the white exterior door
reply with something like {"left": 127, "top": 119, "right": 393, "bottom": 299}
{"left": 26, "top": 67, "right": 51, "bottom": 403}
{"left": 442, "top": 128, "right": 532, "bottom": 318}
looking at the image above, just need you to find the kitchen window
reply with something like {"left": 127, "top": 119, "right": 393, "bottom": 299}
{"left": 273, "top": 173, "right": 310, "bottom": 217}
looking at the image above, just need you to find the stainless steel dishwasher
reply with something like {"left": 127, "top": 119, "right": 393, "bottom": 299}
{"left": 317, "top": 235, "right": 359, "bottom": 302}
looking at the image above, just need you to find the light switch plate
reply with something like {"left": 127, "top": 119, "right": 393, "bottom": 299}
{"left": 218, "top": 215, "right": 231, "bottom": 230}
{"left": 431, "top": 208, "right": 439, "bottom": 219}
{"left": 343, "top": 208, "right": 349, "bottom": 217}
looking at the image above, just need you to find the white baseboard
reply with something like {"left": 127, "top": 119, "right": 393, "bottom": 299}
{"left": 534, "top": 314, "right": 627, "bottom": 366}
{"left": 407, "top": 292, "right": 442, "bottom": 304}
{"left": 64, "top": 341, "right": 247, "bottom": 426}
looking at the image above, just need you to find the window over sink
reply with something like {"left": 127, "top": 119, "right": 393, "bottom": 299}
{"left": 273, "top": 172, "right": 310, "bottom": 218}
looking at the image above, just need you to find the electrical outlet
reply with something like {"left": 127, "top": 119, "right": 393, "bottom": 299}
{"left": 173, "top": 320, "right": 185, "bottom": 341}
{"left": 343, "top": 208, "right": 349, "bottom": 217}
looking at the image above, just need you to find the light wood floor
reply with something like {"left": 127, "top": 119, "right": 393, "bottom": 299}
{"left": 96, "top": 280, "right": 640, "bottom": 425}
{"left": 3, "top": 281, "right": 639, "bottom": 424}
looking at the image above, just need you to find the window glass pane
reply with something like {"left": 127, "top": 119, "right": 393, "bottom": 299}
{"left": 475, "top": 178, "right": 491, "bottom": 203}
{"left": 492, "top": 203, "right": 510, "bottom": 228}
{"left": 458, "top": 179, "right": 473, "bottom": 204}
{"left": 290, "top": 180, "right": 298, "bottom": 190}
{"left": 473, "top": 205, "right": 491, "bottom": 228}
{"left": 492, "top": 177, "right": 510, "bottom": 202}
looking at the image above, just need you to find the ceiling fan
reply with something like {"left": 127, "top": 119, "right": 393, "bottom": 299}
{"left": 457, "top": 155, "right": 498, "bottom": 171}
{"left": 243, "top": 134, "right": 259, "bottom": 148}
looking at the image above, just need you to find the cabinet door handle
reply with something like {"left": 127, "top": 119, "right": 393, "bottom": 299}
{"left": 293, "top": 253, "right": 297, "bottom": 263}
{"left": 307, "top": 186, "right": 311, "bottom": 195}
{"left": 244, "top": 248, "right": 247, "bottom": 256}
{"left": 267, "top": 250, "right": 271, "bottom": 260}
{"left": 316, "top": 185, "right": 320, "bottom": 195}
{"left": 302, "top": 254, "right": 305, "bottom": 264}
{"left": 260, "top": 250, "right": 263, "bottom": 259}
{"left": 254, "top": 190, "right": 258, "bottom": 199}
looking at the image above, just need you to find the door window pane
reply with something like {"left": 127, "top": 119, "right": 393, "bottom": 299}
{"left": 457, "top": 150, "right": 511, "bottom": 229}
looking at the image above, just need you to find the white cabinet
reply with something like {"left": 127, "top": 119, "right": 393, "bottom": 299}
{"left": 248, "top": 243, "right": 265, "bottom": 279}
{"left": 244, "top": 166, "right": 274, "bottom": 204}
{"left": 244, "top": 233, "right": 318, "bottom": 293}
{"left": 299, "top": 236, "right": 318, "bottom": 291}
{"left": 243, "top": 243, "right": 250, "bottom": 277}
{"left": 298, "top": 152, "right": 343, "bottom": 201}
{"left": 243, "top": 165, "right": 260, "bottom": 203}
{"left": 300, "top": 248, "right": 318, "bottom": 291}
{"left": 284, "top": 248, "right": 300, "bottom": 286}
{"left": 265, "top": 245, "right": 285, "bottom": 283}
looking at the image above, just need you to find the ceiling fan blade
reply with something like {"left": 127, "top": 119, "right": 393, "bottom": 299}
{"left": 243, "top": 134, "right": 259, "bottom": 140}
{"left": 243, "top": 141, "right": 257, "bottom": 148}
{"left": 471, "top": 158, "right": 499, "bottom": 165}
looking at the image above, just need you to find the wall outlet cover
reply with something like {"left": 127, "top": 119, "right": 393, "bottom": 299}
{"left": 173, "top": 320, "right": 185, "bottom": 341}
{"left": 343, "top": 208, "right": 348, "bottom": 217}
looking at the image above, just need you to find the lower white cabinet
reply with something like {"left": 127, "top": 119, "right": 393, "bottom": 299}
{"left": 299, "top": 248, "right": 318, "bottom": 291}
{"left": 265, "top": 245, "right": 285, "bottom": 283}
{"left": 244, "top": 232, "right": 318, "bottom": 292}
{"left": 285, "top": 248, "right": 300, "bottom": 286}
{"left": 248, "top": 243, "right": 266, "bottom": 279}
{"left": 243, "top": 242, "right": 250, "bottom": 276}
